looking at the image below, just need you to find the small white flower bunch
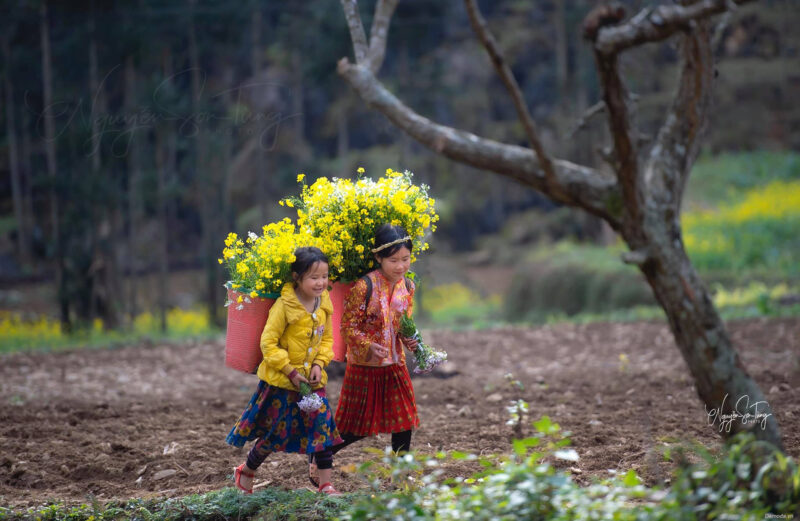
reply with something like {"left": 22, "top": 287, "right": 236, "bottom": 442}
{"left": 297, "top": 382, "right": 324, "bottom": 413}
{"left": 399, "top": 312, "right": 448, "bottom": 374}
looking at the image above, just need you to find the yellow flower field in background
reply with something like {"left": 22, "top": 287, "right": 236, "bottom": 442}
{"left": 682, "top": 180, "right": 800, "bottom": 274}
{"left": 0, "top": 308, "right": 213, "bottom": 353}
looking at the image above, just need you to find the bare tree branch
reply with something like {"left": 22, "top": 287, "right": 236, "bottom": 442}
{"left": 593, "top": 0, "right": 753, "bottom": 55}
{"left": 645, "top": 19, "right": 714, "bottom": 210}
{"left": 337, "top": 58, "right": 622, "bottom": 226}
{"left": 367, "top": 0, "right": 399, "bottom": 73}
{"left": 463, "top": 0, "right": 569, "bottom": 203}
{"left": 593, "top": 51, "right": 643, "bottom": 225}
{"left": 568, "top": 100, "right": 606, "bottom": 137}
{"left": 340, "top": 0, "right": 369, "bottom": 65}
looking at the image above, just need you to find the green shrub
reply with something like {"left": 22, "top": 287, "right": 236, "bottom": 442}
{"left": 338, "top": 419, "right": 800, "bottom": 521}
{"left": 505, "top": 258, "right": 655, "bottom": 320}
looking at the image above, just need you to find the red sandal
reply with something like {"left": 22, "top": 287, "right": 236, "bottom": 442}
{"left": 318, "top": 482, "right": 342, "bottom": 496}
{"left": 234, "top": 463, "right": 255, "bottom": 494}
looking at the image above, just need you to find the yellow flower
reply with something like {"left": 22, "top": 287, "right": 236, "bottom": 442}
{"left": 297, "top": 173, "right": 305, "bottom": 183}
{"left": 250, "top": 291, "right": 258, "bottom": 298}
{"left": 279, "top": 200, "right": 285, "bottom": 206}
{"left": 357, "top": 167, "right": 365, "bottom": 174}
{"left": 286, "top": 200, "right": 294, "bottom": 208}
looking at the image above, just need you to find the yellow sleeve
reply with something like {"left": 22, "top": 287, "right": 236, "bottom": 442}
{"left": 260, "top": 299, "right": 292, "bottom": 374}
{"left": 313, "top": 310, "right": 334, "bottom": 369}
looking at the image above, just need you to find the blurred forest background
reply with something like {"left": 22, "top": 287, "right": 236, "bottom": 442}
{"left": 1, "top": 0, "right": 798, "bottom": 350}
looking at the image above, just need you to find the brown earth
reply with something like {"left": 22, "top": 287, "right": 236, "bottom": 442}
{"left": 1, "top": 317, "right": 798, "bottom": 509}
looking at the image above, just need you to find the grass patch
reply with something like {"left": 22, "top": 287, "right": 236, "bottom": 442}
{"left": 418, "top": 282, "right": 503, "bottom": 328}
{"left": 0, "top": 487, "right": 353, "bottom": 521}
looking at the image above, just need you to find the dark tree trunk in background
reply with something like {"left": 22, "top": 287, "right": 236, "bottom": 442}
{"left": 251, "top": 1, "right": 270, "bottom": 225}
{"left": 40, "top": 2, "right": 69, "bottom": 332}
{"left": 124, "top": 56, "right": 140, "bottom": 325}
{"left": 155, "top": 131, "right": 169, "bottom": 334}
{"left": 188, "top": 0, "right": 222, "bottom": 328}
{"left": 88, "top": 4, "right": 121, "bottom": 330}
{"left": 335, "top": 0, "right": 782, "bottom": 450}
{"left": 3, "top": 35, "right": 31, "bottom": 269}
{"left": 152, "top": 47, "right": 176, "bottom": 334}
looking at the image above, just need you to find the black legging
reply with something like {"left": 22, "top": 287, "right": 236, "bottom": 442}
{"left": 246, "top": 439, "right": 335, "bottom": 470}
{"left": 309, "top": 430, "right": 413, "bottom": 464}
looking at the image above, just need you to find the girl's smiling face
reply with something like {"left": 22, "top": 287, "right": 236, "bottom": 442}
{"left": 295, "top": 261, "right": 329, "bottom": 299}
{"left": 376, "top": 246, "right": 411, "bottom": 285}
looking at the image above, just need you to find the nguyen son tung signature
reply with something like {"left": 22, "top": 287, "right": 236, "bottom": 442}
{"left": 705, "top": 394, "right": 773, "bottom": 433}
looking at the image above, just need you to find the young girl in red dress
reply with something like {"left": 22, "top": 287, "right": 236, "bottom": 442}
{"left": 308, "top": 224, "right": 420, "bottom": 486}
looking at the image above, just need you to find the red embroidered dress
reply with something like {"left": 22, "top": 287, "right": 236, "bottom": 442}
{"left": 335, "top": 270, "right": 420, "bottom": 435}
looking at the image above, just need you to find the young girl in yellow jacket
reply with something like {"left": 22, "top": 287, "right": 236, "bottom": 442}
{"left": 226, "top": 247, "right": 343, "bottom": 495}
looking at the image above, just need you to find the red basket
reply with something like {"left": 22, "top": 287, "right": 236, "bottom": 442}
{"left": 329, "top": 281, "right": 355, "bottom": 362}
{"left": 224, "top": 288, "right": 277, "bottom": 373}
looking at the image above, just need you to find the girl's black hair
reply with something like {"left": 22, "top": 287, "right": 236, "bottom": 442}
{"left": 291, "top": 246, "right": 329, "bottom": 281}
{"left": 373, "top": 224, "right": 413, "bottom": 259}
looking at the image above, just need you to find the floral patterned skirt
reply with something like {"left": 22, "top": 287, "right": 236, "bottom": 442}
{"left": 335, "top": 363, "right": 419, "bottom": 436}
{"left": 226, "top": 380, "right": 342, "bottom": 454}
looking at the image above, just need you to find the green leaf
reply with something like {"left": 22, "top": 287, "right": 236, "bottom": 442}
{"left": 623, "top": 469, "right": 641, "bottom": 487}
{"left": 533, "top": 416, "right": 560, "bottom": 435}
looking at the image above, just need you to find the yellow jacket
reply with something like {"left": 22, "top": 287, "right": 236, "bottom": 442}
{"left": 257, "top": 282, "right": 334, "bottom": 390}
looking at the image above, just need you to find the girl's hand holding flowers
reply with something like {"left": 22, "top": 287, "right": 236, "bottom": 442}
{"left": 402, "top": 336, "right": 419, "bottom": 352}
{"left": 289, "top": 370, "right": 310, "bottom": 390}
{"left": 399, "top": 312, "right": 447, "bottom": 374}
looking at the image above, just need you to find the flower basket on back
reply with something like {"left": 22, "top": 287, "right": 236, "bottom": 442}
{"left": 220, "top": 220, "right": 322, "bottom": 373}
{"left": 286, "top": 168, "right": 439, "bottom": 362}
{"left": 224, "top": 288, "right": 279, "bottom": 373}
{"left": 328, "top": 281, "right": 355, "bottom": 362}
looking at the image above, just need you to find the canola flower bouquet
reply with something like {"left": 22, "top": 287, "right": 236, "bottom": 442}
{"left": 285, "top": 168, "right": 439, "bottom": 282}
{"left": 399, "top": 311, "right": 448, "bottom": 374}
{"left": 220, "top": 168, "right": 438, "bottom": 306}
{"left": 220, "top": 218, "right": 322, "bottom": 308}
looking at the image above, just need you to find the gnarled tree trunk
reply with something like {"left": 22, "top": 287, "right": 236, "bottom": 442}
{"left": 332, "top": 0, "right": 782, "bottom": 449}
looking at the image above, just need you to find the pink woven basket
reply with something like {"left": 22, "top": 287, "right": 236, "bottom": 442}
{"left": 224, "top": 288, "right": 277, "bottom": 373}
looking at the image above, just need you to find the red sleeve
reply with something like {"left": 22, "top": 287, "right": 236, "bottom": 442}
{"left": 341, "top": 278, "right": 371, "bottom": 361}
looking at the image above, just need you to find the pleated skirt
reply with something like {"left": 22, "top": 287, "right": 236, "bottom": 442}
{"left": 335, "top": 363, "right": 419, "bottom": 436}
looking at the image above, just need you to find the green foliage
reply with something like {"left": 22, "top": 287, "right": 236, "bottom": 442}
{"left": 337, "top": 419, "right": 800, "bottom": 521}
{"left": 419, "top": 282, "right": 503, "bottom": 328}
{"left": 685, "top": 151, "right": 800, "bottom": 208}
{"left": 6, "top": 425, "right": 798, "bottom": 521}
{"left": 3, "top": 487, "right": 350, "bottom": 521}
{"left": 506, "top": 243, "right": 655, "bottom": 320}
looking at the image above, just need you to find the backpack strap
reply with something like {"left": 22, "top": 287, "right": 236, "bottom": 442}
{"left": 362, "top": 275, "right": 373, "bottom": 309}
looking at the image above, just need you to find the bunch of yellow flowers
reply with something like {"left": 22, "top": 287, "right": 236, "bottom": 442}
{"left": 290, "top": 167, "right": 439, "bottom": 282}
{"left": 220, "top": 168, "right": 438, "bottom": 296}
{"left": 220, "top": 218, "right": 323, "bottom": 300}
